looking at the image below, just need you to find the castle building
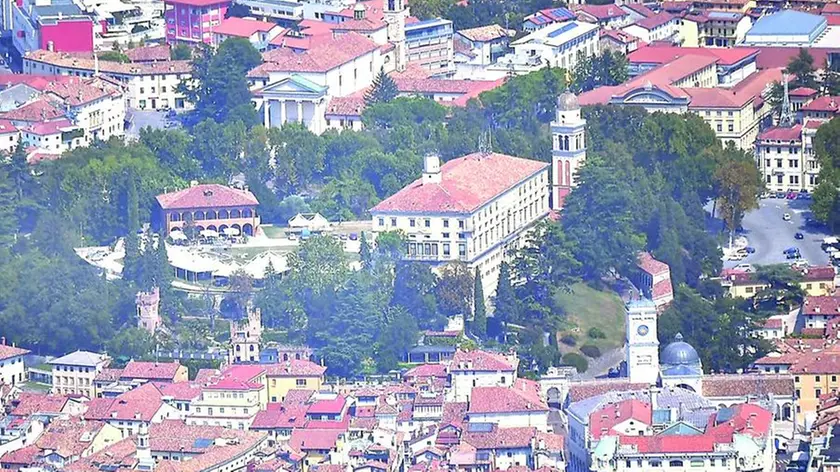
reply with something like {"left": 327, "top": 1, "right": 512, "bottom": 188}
{"left": 229, "top": 305, "right": 263, "bottom": 364}
{"left": 551, "top": 89, "right": 587, "bottom": 210}
{"left": 136, "top": 287, "right": 162, "bottom": 334}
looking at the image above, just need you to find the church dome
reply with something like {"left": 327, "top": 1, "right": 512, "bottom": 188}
{"left": 660, "top": 333, "right": 700, "bottom": 366}
{"left": 556, "top": 89, "right": 579, "bottom": 111}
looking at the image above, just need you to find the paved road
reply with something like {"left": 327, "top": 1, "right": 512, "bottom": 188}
{"left": 720, "top": 197, "right": 830, "bottom": 269}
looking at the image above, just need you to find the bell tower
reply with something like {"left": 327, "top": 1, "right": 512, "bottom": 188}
{"left": 551, "top": 89, "right": 586, "bottom": 210}
{"left": 383, "top": 0, "right": 408, "bottom": 72}
{"left": 626, "top": 299, "right": 659, "bottom": 385}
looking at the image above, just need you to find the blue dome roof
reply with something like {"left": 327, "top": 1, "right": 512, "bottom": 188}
{"left": 660, "top": 333, "right": 700, "bottom": 366}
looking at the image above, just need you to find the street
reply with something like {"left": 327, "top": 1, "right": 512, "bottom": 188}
{"left": 719, "top": 197, "right": 831, "bottom": 269}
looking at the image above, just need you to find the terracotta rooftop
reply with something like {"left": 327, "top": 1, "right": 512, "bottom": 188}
{"left": 567, "top": 379, "right": 649, "bottom": 402}
{"left": 801, "top": 265, "right": 836, "bottom": 281}
{"left": 629, "top": 45, "right": 758, "bottom": 66}
{"left": 463, "top": 426, "right": 537, "bottom": 449}
{"left": 289, "top": 428, "right": 342, "bottom": 451}
{"left": 600, "top": 28, "right": 639, "bottom": 44}
{"left": 468, "top": 385, "right": 548, "bottom": 414}
{"left": 36, "top": 418, "right": 108, "bottom": 459}
{"left": 43, "top": 76, "right": 122, "bottom": 106}
{"left": 701, "top": 373, "right": 794, "bottom": 397}
{"left": 120, "top": 360, "right": 184, "bottom": 381}
{"left": 801, "top": 95, "right": 840, "bottom": 113}
{"left": 253, "top": 32, "right": 379, "bottom": 75}
{"left": 326, "top": 94, "right": 366, "bottom": 117}
{"left": 252, "top": 403, "right": 309, "bottom": 429}
{"left": 790, "top": 86, "right": 819, "bottom": 97}
{"left": 633, "top": 11, "right": 675, "bottom": 30}
{"left": 26, "top": 50, "right": 192, "bottom": 76}
{"left": 802, "top": 295, "right": 840, "bottom": 316}
{"left": 0, "top": 342, "right": 29, "bottom": 361}
{"left": 84, "top": 382, "right": 165, "bottom": 422}
{"left": 637, "top": 252, "right": 670, "bottom": 276}
{"left": 576, "top": 3, "right": 629, "bottom": 20}
{"left": 457, "top": 24, "right": 512, "bottom": 42}
{"left": 156, "top": 183, "right": 259, "bottom": 210}
{"left": 155, "top": 381, "right": 202, "bottom": 401}
{"left": 370, "top": 153, "right": 547, "bottom": 215}
{"left": 1, "top": 96, "right": 65, "bottom": 122}
{"left": 124, "top": 44, "right": 171, "bottom": 62}
{"left": 265, "top": 359, "right": 327, "bottom": 377}
{"left": 11, "top": 392, "right": 68, "bottom": 416}
{"left": 758, "top": 124, "right": 803, "bottom": 142}
{"left": 590, "top": 398, "right": 651, "bottom": 440}
{"left": 215, "top": 17, "right": 282, "bottom": 37}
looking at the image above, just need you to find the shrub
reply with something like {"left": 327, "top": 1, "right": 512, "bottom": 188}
{"left": 562, "top": 352, "right": 588, "bottom": 373}
{"left": 560, "top": 334, "right": 577, "bottom": 346}
{"left": 588, "top": 327, "right": 606, "bottom": 339}
{"left": 580, "top": 344, "right": 602, "bottom": 358}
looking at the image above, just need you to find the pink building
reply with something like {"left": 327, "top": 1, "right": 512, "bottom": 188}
{"left": 164, "top": 0, "right": 230, "bottom": 45}
{"left": 155, "top": 183, "right": 260, "bottom": 236}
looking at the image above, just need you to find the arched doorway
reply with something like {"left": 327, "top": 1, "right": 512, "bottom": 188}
{"left": 547, "top": 387, "right": 562, "bottom": 408}
{"left": 243, "top": 224, "right": 253, "bottom": 236}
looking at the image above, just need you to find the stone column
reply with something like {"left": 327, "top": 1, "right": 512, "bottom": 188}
{"left": 263, "top": 99, "right": 270, "bottom": 128}
{"left": 279, "top": 100, "right": 286, "bottom": 126}
{"left": 297, "top": 101, "right": 303, "bottom": 124}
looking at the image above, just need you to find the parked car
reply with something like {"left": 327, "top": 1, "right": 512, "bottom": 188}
{"left": 339, "top": 233, "right": 348, "bottom": 240}
{"left": 349, "top": 232, "right": 359, "bottom": 241}
{"left": 795, "top": 232, "right": 804, "bottom": 240}
{"left": 734, "top": 263, "right": 754, "bottom": 272}
{"left": 783, "top": 213, "right": 791, "bottom": 221}
{"left": 783, "top": 247, "right": 799, "bottom": 255}
{"left": 787, "top": 192, "right": 798, "bottom": 199}
{"left": 744, "top": 246, "right": 756, "bottom": 253}
{"left": 776, "top": 191, "right": 787, "bottom": 198}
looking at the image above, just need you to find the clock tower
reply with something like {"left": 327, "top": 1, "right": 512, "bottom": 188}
{"left": 626, "top": 299, "right": 659, "bottom": 385}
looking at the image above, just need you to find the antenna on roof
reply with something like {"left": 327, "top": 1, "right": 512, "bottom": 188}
{"left": 477, "top": 128, "right": 492, "bottom": 156}
{"left": 779, "top": 73, "right": 794, "bottom": 128}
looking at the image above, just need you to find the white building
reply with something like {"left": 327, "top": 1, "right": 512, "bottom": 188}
{"left": 622, "top": 12, "right": 679, "bottom": 43}
{"left": 250, "top": 32, "right": 387, "bottom": 134}
{"left": 466, "top": 385, "right": 550, "bottom": 431}
{"left": 0, "top": 340, "right": 29, "bottom": 387}
{"left": 369, "top": 151, "right": 549, "bottom": 301}
{"left": 495, "top": 21, "right": 599, "bottom": 75}
{"left": 551, "top": 89, "right": 586, "bottom": 209}
{"left": 447, "top": 350, "right": 518, "bottom": 403}
{"left": 49, "top": 351, "right": 111, "bottom": 397}
{"left": 212, "top": 17, "right": 286, "bottom": 50}
{"left": 625, "top": 300, "right": 659, "bottom": 385}
{"left": 24, "top": 50, "right": 192, "bottom": 110}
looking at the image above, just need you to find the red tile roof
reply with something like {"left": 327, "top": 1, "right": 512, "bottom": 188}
{"left": 254, "top": 32, "right": 379, "bottom": 75}
{"left": 0, "top": 74, "right": 72, "bottom": 91}
{"left": 802, "top": 96, "right": 840, "bottom": 113}
{"left": 1, "top": 97, "right": 65, "bottom": 122}
{"left": 43, "top": 76, "right": 121, "bottom": 106}
{"left": 95, "top": 367, "right": 123, "bottom": 383}
{"left": 265, "top": 360, "right": 327, "bottom": 377}
{"left": 762, "top": 318, "right": 783, "bottom": 329}
{"left": 36, "top": 418, "right": 108, "bottom": 459}
{"left": 790, "top": 86, "right": 818, "bottom": 97}
{"left": 567, "top": 379, "right": 648, "bottom": 402}
{"left": 164, "top": 0, "right": 229, "bottom": 7}
{"left": 26, "top": 50, "right": 192, "bottom": 76}
{"left": 624, "top": 3, "right": 657, "bottom": 17}
{"left": 637, "top": 252, "right": 669, "bottom": 276}
{"left": 120, "top": 360, "right": 184, "bottom": 381}
{"left": 332, "top": 18, "right": 386, "bottom": 32}
{"left": 252, "top": 403, "right": 309, "bottom": 429}
{"left": 589, "top": 399, "right": 652, "bottom": 440}
{"left": 156, "top": 184, "right": 259, "bottom": 210}
{"left": 463, "top": 426, "right": 536, "bottom": 449}
{"left": 0, "top": 343, "right": 28, "bottom": 361}
{"left": 706, "top": 402, "right": 772, "bottom": 437}
{"left": 326, "top": 95, "right": 366, "bottom": 117}
{"left": 802, "top": 265, "right": 836, "bottom": 281}
{"left": 751, "top": 46, "right": 840, "bottom": 70}
{"left": 289, "top": 428, "right": 342, "bottom": 451}
{"left": 155, "top": 381, "right": 201, "bottom": 401}
{"left": 652, "top": 278, "right": 673, "bottom": 301}
{"left": 285, "top": 388, "right": 316, "bottom": 404}
{"left": 307, "top": 395, "right": 347, "bottom": 415}
{"left": 620, "top": 433, "right": 720, "bottom": 453}
{"left": 0, "top": 119, "right": 17, "bottom": 134}
{"left": 11, "top": 392, "right": 68, "bottom": 416}
{"left": 404, "top": 363, "right": 447, "bottom": 380}
{"left": 22, "top": 118, "right": 74, "bottom": 136}
{"left": 0, "top": 445, "right": 40, "bottom": 466}
{"left": 457, "top": 24, "right": 512, "bottom": 42}
{"left": 758, "top": 124, "right": 803, "bottom": 142}
{"left": 633, "top": 12, "right": 675, "bottom": 30}
{"left": 576, "top": 4, "right": 628, "bottom": 20}
{"left": 124, "top": 45, "right": 171, "bottom": 62}
{"left": 451, "top": 349, "right": 517, "bottom": 371}
{"left": 824, "top": 2, "right": 840, "bottom": 14}
{"left": 215, "top": 17, "right": 281, "bottom": 37}
{"left": 629, "top": 45, "right": 758, "bottom": 66}
{"left": 802, "top": 295, "right": 840, "bottom": 316}
{"left": 85, "top": 383, "right": 165, "bottom": 422}
{"left": 686, "top": 67, "right": 783, "bottom": 109}
{"left": 701, "top": 373, "right": 793, "bottom": 397}
{"left": 370, "top": 153, "right": 547, "bottom": 215}
{"left": 468, "top": 386, "right": 548, "bottom": 414}
{"left": 600, "top": 28, "right": 638, "bottom": 44}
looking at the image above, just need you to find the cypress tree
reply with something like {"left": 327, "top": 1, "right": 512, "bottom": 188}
{"left": 473, "top": 268, "right": 486, "bottom": 338}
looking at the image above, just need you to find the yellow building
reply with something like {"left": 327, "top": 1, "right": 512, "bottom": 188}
{"left": 719, "top": 272, "right": 769, "bottom": 298}
{"left": 720, "top": 265, "right": 835, "bottom": 299}
{"left": 187, "top": 365, "right": 269, "bottom": 430}
{"left": 49, "top": 351, "right": 111, "bottom": 398}
{"left": 265, "top": 360, "right": 327, "bottom": 403}
{"left": 692, "top": 0, "right": 756, "bottom": 13}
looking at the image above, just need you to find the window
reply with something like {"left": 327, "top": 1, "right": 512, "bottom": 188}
{"left": 669, "top": 461, "right": 683, "bottom": 467}
{"left": 649, "top": 461, "right": 661, "bottom": 468}
{"left": 795, "top": 376, "right": 800, "bottom": 383}
{"left": 442, "top": 232, "right": 450, "bottom": 239}
{"left": 716, "top": 123, "right": 722, "bottom": 132}
{"left": 443, "top": 243, "right": 450, "bottom": 256}
{"left": 424, "top": 219, "right": 430, "bottom": 228}
{"left": 690, "top": 460, "right": 704, "bottom": 467}
{"left": 817, "top": 389, "right": 822, "bottom": 397}
{"left": 378, "top": 218, "right": 384, "bottom": 226}
{"left": 391, "top": 217, "right": 397, "bottom": 226}
{"left": 458, "top": 220, "right": 464, "bottom": 229}
{"left": 409, "top": 219, "right": 415, "bottom": 227}
{"left": 296, "top": 379, "right": 307, "bottom": 386}
{"left": 443, "top": 219, "right": 449, "bottom": 228}
{"left": 458, "top": 244, "right": 466, "bottom": 257}
{"left": 817, "top": 376, "right": 822, "bottom": 382}
{"left": 832, "top": 376, "right": 837, "bottom": 382}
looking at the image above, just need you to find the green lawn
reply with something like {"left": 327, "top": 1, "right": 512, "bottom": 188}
{"left": 261, "top": 225, "right": 287, "bottom": 239}
{"left": 553, "top": 282, "right": 626, "bottom": 354}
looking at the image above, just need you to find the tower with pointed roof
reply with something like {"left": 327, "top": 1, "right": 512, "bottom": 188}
{"left": 229, "top": 303, "right": 263, "bottom": 365}
{"left": 551, "top": 89, "right": 586, "bottom": 210}
{"left": 383, "top": 0, "right": 409, "bottom": 72}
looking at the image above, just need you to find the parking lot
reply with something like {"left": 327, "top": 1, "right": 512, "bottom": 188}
{"left": 125, "top": 109, "right": 181, "bottom": 138}
{"left": 720, "top": 196, "right": 831, "bottom": 269}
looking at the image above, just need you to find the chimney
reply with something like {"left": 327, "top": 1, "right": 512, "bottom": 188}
{"left": 422, "top": 154, "right": 441, "bottom": 185}
{"left": 0, "top": 337, "right": 4, "bottom": 345}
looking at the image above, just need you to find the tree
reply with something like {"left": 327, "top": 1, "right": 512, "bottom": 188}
{"left": 571, "top": 50, "right": 628, "bottom": 93}
{"left": 123, "top": 174, "right": 141, "bottom": 284}
{"left": 365, "top": 69, "right": 399, "bottom": 105}
{"left": 436, "top": 262, "right": 474, "bottom": 318}
{"left": 714, "top": 149, "right": 761, "bottom": 247}
{"left": 393, "top": 261, "right": 441, "bottom": 325}
{"left": 177, "top": 38, "right": 262, "bottom": 124}
{"left": 375, "top": 230, "right": 405, "bottom": 260}
{"left": 472, "top": 269, "right": 487, "bottom": 338}
{"left": 170, "top": 44, "right": 192, "bottom": 60}
{"left": 0, "top": 166, "right": 18, "bottom": 247}
{"left": 491, "top": 262, "right": 519, "bottom": 337}
{"left": 375, "top": 306, "right": 419, "bottom": 372}
{"left": 276, "top": 195, "right": 311, "bottom": 223}
{"left": 106, "top": 327, "right": 154, "bottom": 360}
{"left": 754, "top": 264, "right": 805, "bottom": 311}
{"left": 287, "top": 235, "right": 349, "bottom": 298}
{"left": 97, "top": 51, "right": 131, "bottom": 63}
{"left": 359, "top": 231, "right": 373, "bottom": 270}
{"left": 513, "top": 220, "right": 581, "bottom": 303}
{"left": 785, "top": 48, "right": 818, "bottom": 90}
